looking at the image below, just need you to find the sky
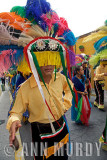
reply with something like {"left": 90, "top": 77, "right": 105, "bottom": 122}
{"left": 0, "top": 0, "right": 107, "bottom": 37}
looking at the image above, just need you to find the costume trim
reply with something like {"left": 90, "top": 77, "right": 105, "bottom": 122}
{"left": 44, "top": 133, "right": 69, "bottom": 159}
{"left": 40, "top": 122, "right": 66, "bottom": 139}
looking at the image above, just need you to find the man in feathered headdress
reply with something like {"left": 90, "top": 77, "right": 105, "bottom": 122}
{"left": 3, "top": 0, "right": 77, "bottom": 159}
{"left": 83, "top": 19, "right": 107, "bottom": 152}
{"left": 88, "top": 36, "right": 107, "bottom": 110}
{"left": 94, "top": 59, "right": 107, "bottom": 110}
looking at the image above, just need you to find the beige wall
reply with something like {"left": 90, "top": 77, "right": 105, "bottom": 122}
{"left": 74, "top": 37, "right": 107, "bottom": 90}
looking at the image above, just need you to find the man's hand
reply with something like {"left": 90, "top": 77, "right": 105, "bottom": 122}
{"left": 9, "top": 121, "right": 21, "bottom": 146}
{"left": 82, "top": 91, "right": 88, "bottom": 96}
{"left": 64, "top": 109, "right": 67, "bottom": 113}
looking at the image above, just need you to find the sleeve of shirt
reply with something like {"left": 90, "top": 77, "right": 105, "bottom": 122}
{"left": 95, "top": 67, "right": 104, "bottom": 79}
{"left": 6, "top": 87, "right": 27, "bottom": 131}
{"left": 62, "top": 75, "right": 73, "bottom": 110}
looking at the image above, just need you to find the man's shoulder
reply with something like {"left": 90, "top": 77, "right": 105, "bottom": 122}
{"left": 96, "top": 65, "right": 101, "bottom": 70}
{"left": 56, "top": 72, "right": 65, "bottom": 79}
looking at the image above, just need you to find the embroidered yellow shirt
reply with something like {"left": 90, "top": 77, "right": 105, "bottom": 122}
{"left": 6, "top": 72, "right": 73, "bottom": 131}
{"left": 94, "top": 65, "right": 106, "bottom": 81}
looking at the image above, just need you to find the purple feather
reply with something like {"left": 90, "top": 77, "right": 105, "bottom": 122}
{"left": 68, "top": 49, "right": 76, "bottom": 66}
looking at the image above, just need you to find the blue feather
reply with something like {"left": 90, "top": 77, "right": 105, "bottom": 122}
{"left": 25, "top": 0, "right": 51, "bottom": 30}
{"left": 94, "top": 36, "right": 107, "bottom": 51}
{"left": 97, "top": 45, "right": 107, "bottom": 54}
{"left": 52, "top": 23, "right": 59, "bottom": 37}
{"left": 14, "top": 48, "right": 24, "bottom": 64}
{"left": 59, "top": 30, "right": 76, "bottom": 46}
{"left": 0, "top": 45, "right": 23, "bottom": 51}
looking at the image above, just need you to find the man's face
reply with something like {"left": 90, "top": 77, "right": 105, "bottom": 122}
{"left": 83, "top": 63, "right": 87, "bottom": 68}
{"left": 40, "top": 65, "right": 54, "bottom": 77}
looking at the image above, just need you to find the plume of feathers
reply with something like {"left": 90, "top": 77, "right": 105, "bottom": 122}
{"left": 10, "top": 6, "right": 37, "bottom": 24}
{"left": 0, "top": 0, "right": 76, "bottom": 74}
{"left": 94, "top": 36, "right": 107, "bottom": 51}
{"left": 83, "top": 30, "right": 107, "bottom": 43}
{"left": 67, "top": 48, "right": 76, "bottom": 67}
{"left": 83, "top": 19, "right": 107, "bottom": 43}
{"left": 0, "top": 12, "right": 31, "bottom": 31}
{"left": 25, "top": 0, "right": 51, "bottom": 30}
{"left": 0, "top": 49, "right": 16, "bottom": 74}
{"left": 0, "top": 24, "right": 18, "bottom": 45}
{"left": 10, "top": 1, "right": 76, "bottom": 47}
{"left": 0, "top": 45, "right": 24, "bottom": 75}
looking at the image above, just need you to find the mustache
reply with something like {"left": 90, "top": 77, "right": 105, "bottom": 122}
{"left": 44, "top": 66, "right": 53, "bottom": 70}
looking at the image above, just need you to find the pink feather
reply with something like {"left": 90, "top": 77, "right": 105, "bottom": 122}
{"left": 57, "top": 17, "right": 69, "bottom": 36}
{"left": 41, "top": 11, "right": 60, "bottom": 31}
{"left": 0, "top": 49, "right": 17, "bottom": 75}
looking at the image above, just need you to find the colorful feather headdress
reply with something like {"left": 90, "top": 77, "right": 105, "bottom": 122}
{"left": 89, "top": 36, "right": 107, "bottom": 68}
{"left": 82, "top": 19, "right": 107, "bottom": 68}
{"left": 83, "top": 19, "right": 107, "bottom": 43}
{"left": 0, "top": 0, "right": 77, "bottom": 131}
{"left": 0, "top": 0, "right": 76, "bottom": 74}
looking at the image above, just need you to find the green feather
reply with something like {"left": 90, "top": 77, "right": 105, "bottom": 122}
{"left": 10, "top": 6, "right": 37, "bottom": 24}
{"left": 10, "top": 6, "right": 26, "bottom": 18}
{"left": 105, "top": 20, "right": 107, "bottom": 26}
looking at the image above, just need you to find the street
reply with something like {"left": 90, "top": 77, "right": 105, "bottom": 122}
{"left": 0, "top": 85, "right": 107, "bottom": 160}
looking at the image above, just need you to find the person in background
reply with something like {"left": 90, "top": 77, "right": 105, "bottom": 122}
{"left": 10, "top": 71, "right": 17, "bottom": 93}
{"left": 82, "top": 60, "right": 91, "bottom": 99}
{"left": 1, "top": 73, "right": 6, "bottom": 91}
{"left": 94, "top": 60, "right": 107, "bottom": 110}
{"left": 15, "top": 71, "right": 32, "bottom": 89}
{"left": 88, "top": 64, "right": 92, "bottom": 82}
{"left": 1, "top": 73, "right": 5, "bottom": 86}
{"left": 60, "top": 67, "right": 74, "bottom": 79}
{"left": 71, "top": 65, "right": 92, "bottom": 125}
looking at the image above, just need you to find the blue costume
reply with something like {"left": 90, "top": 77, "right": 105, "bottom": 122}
{"left": 71, "top": 75, "right": 92, "bottom": 125}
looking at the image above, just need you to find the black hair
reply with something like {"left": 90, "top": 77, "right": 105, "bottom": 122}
{"left": 75, "top": 66, "right": 81, "bottom": 75}
{"left": 74, "top": 65, "right": 84, "bottom": 82}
